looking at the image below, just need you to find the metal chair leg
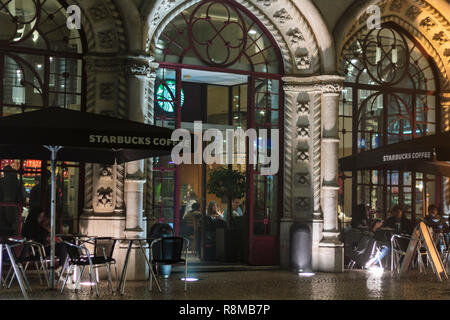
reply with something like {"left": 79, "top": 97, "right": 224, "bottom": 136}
{"left": 113, "top": 263, "right": 119, "bottom": 289}
{"left": 19, "top": 264, "right": 32, "bottom": 292}
{"left": 58, "top": 256, "right": 69, "bottom": 285}
{"left": 61, "top": 264, "right": 73, "bottom": 294}
{"left": 88, "top": 264, "right": 99, "bottom": 297}
{"left": 75, "top": 266, "right": 85, "bottom": 292}
{"left": 184, "top": 261, "right": 187, "bottom": 292}
{"left": 5, "top": 245, "right": 29, "bottom": 300}
{"left": 106, "top": 264, "right": 114, "bottom": 294}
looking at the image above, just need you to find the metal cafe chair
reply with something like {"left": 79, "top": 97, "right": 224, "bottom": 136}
{"left": 390, "top": 234, "right": 412, "bottom": 273}
{"left": 60, "top": 237, "right": 117, "bottom": 295}
{"left": 91, "top": 237, "right": 118, "bottom": 294}
{"left": 60, "top": 241, "right": 99, "bottom": 296}
{"left": 149, "top": 237, "right": 190, "bottom": 292}
{"left": 5, "top": 239, "right": 49, "bottom": 288}
{"left": 57, "top": 234, "right": 92, "bottom": 286}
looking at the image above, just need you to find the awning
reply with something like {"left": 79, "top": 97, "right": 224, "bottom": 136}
{"left": 339, "top": 132, "right": 450, "bottom": 177}
{"left": 0, "top": 107, "right": 178, "bottom": 164}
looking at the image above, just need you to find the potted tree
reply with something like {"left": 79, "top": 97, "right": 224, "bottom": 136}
{"left": 207, "top": 166, "right": 246, "bottom": 262}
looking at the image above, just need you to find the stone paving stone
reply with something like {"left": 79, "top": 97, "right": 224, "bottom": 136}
{"left": 0, "top": 269, "right": 449, "bottom": 300}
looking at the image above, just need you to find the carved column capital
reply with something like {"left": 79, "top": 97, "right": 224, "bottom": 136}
{"left": 283, "top": 75, "right": 344, "bottom": 94}
{"left": 127, "top": 55, "right": 159, "bottom": 79}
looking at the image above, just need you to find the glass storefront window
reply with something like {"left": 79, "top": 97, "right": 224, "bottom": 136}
{"left": 339, "top": 24, "right": 440, "bottom": 222}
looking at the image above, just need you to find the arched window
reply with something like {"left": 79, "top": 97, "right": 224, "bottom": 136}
{"left": 0, "top": 0, "right": 85, "bottom": 234}
{"left": 339, "top": 24, "right": 440, "bottom": 222}
{"left": 150, "top": 0, "right": 283, "bottom": 265}
{"left": 0, "top": 0, "right": 84, "bottom": 115}
{"left": 154, "top": 0, "right": 282, "bottom": 74}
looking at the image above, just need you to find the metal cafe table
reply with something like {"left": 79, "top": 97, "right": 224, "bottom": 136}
{"left": 115, "top": 237, "right": 161, "bottom": 295}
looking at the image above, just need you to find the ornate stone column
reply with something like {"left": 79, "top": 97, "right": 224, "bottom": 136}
{"left": 80, "top": 54, "right": 159, "bottom": 280}
{"left": 282, "top": 75, "right": 344, "bottom": 272}
{"left": 281, "top": 77, "right": 322, "bottom": 270}
{"left": 80, "top": 55, "right": 129, "bottom": 280}
{"left": 317, "top": 77, "right": 344, "bottom": 272}
{"left": 117, "top": 55, "right": 159, "bottom": 280}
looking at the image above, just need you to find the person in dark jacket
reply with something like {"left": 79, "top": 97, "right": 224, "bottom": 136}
{"left": 382, "top": 205, "right": 413, "bottom": 236}
{"left": 0, "top": 166, "right": 26, "bottom": 233}
{"left": 424, "top": 204, "right": 449, "bottom": 234}
{"left": 22, "top": 207, "right": 67, "bottom": 273}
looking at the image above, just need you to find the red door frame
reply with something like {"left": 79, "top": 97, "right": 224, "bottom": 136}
{"left": 155, "top": 62, "right": 283, "bottom": 264}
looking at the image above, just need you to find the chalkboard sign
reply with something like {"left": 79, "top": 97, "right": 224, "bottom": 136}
{"left": 399, "top": 221, "right": 448, "bottom": 281}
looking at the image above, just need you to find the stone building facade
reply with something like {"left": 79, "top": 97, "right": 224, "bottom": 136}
{"left": 2, "top": 0, "right": 449, "bottom": 279}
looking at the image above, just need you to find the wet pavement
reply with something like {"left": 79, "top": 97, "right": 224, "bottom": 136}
{"left": 1, "top": 268, "right": 450, "bottom": 300}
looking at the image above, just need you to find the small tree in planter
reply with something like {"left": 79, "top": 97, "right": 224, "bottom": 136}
{"left": 207, "top": 166, "right": 246, "bottom": 229}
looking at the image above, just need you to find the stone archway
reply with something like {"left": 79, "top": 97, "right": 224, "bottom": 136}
{"left": 144, "top": 0, "right": 345, "bottom": 272}
{"left": 335, "top": 0, "right": 450, "bottom": 220}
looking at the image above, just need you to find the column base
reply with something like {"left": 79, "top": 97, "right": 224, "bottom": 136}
{"left": 311, "top": 217, "right": 323, "bottom": 271}
{"left": 279, "top": 218, "right": 295, "bottom": 269}
{"left": 317, "top": 241, "right": 344, "bottom": 272}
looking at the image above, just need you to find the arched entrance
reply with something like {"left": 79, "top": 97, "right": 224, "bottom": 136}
{"left": 150, "top": 0, "right": 284, "bottom": 265}
{"left": 339, "top": 22, "right": 442, "bottom": 224}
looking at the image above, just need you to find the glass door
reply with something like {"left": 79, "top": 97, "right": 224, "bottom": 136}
{"left": 247, "top": 76, "right": 281, "bottom": 265}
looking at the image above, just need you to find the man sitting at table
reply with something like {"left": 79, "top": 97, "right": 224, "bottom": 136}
{"left": 368, "top": 206, "right": 413, "bottom": 268}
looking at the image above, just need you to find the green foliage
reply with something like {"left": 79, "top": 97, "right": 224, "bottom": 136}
{"left": 206, "top": 166, "right": 246, "bottom": 201}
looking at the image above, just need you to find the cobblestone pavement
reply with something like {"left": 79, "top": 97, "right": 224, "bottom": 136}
{"left": 1, "top": 269, "right": 450, "bottom": 300}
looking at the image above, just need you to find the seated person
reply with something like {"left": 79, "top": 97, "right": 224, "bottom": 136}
{"left": 222, "top": 198, "right": 244, "bottom": 222}
{"left": 22, "top": 207, "right": 68, "bottom": 274}
{"left": 184, "top": 202, "right": 201, "bottom": 220}
{"left": 351, "top": 204, "right": 383, "bottom": 234}
{"left": 343, "top": 204, "right": 383, "bottom": 268}
{"left": 424, "top": 204, "right": 449, "bottom": 234}
{"left": 205, "top": 201, "right": 225, "bottom": 230}
{"left": 369, "top": 206, "right": 413, "bottom": 268}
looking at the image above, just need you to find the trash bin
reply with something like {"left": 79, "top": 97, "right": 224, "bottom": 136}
{"left": 149, "top": 223, "right": 174, "bottom": 278}
{"left": 290, "top": 223, "right": 312, "bottom": 274}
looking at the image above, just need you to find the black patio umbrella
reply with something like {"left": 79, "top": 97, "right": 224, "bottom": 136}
{"left": 0, "top": 107, "right": 179, "bottom": 289}
{"left": 339, "top": 132, "right": 450, "bottom": 177}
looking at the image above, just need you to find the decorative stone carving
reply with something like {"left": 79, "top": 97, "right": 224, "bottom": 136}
{"left": 390, "top": 0, "right": 403, "bottom": 13}
{"left": 273, "top": 8, "right": 292, "bottom": 24}
{"left": 433, "top": 31, "right": 449, "bottom": 46}
{"left": 287, "top": 28, "right": 304, "bottom": 44}
{"left": 161, "top": 0, "right": 177, "bottom": 10}
{"left": 445, "top": 48, "right": 450, "bottom": 64}
{"left": 297, "top": 125, "right": 309, "bottom": 138}
{"left": 295, "top": 197, "right": 310, "bottom": 210}
{"left": 93, "top": 164, "right": 117, "bottom": 213}
{"left": 256, "top": 0, "right": 277, "bottom": 6}
{"left": 315, "top": 83, "right": 343, "bottom": 94}
{"left": 294, "top": 48, "right": 310, "bottom": 70}
{"left": 97, "top": 187, "right": 113, "bottom": 208}
{"left": 99, "top": 83, "right": 115, "bottom": 100}
{"left": 129, "top": 62, "right": 157, "bottom": 78}
{"left": 297, "top": 148, "right": 309, "bottom": 163}
{"left": 405, "top": 6, "right": 422, "bottom": 21}
{"left": 295, "top": 173, "right": 309, "bottom": 185}
{"left": 97, "top": 30, "right": 117, "bottom": 49}
{"left": 420, "top": 17, "right": 436, "bottom": 31}
{"left": 88, "top": 2, "right": 110, "bottom": 22}
{"left": 297, "top": 101, "right": 310, "bottom": 114}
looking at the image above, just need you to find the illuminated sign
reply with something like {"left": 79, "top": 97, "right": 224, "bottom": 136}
{"left": 156, "top": 80, "right": 184, "bottom": 113}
